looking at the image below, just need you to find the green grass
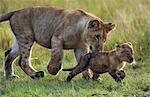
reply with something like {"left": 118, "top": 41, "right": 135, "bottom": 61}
{"left": 0, "top": 0, "right": 150, "bottom": 97}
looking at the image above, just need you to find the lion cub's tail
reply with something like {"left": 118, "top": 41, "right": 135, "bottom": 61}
{"left": 0, "top": 11, "right": 15, "bottom": 22}
{"left": 62, "top": 68, "right": 74, "bottom": 71}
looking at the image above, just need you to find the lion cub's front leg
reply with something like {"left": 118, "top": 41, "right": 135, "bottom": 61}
{"left": 109, "top": 70, "right": 126, "bottom": 82}
{"left": 47, "top": 36, "right": 64, "bottom": 75}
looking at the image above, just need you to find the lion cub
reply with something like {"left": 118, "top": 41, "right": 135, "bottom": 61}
{"left": 63, "top": 42, "right": 134, "bottom": 82}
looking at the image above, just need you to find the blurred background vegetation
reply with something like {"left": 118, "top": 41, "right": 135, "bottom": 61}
{"left": 0, "top": 0, "right": 150, "bottom": 61}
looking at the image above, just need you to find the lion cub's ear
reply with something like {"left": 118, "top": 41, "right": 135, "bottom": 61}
{"left": 127, "top": 42, "right": 132, "bottom": 46}
{"left": 105, "top": 22, "right": 116, "bottom": 32}
{"left": 116, "top": 44, "right": 121, "bottom": 48}
{"left": 88, "top": 20, "right": 100, "bottom": 30}
{"left": 116, "top": 44, "right": 123, "bottom": 50}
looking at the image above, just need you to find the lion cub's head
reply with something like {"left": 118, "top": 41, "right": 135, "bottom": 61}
{"left": 116, "top": 42, "right": 134, "bottom": 63}
{"left": 84, "top": 20, "right": 115, "bottom": 51}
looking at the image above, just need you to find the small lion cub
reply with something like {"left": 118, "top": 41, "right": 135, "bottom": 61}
{"left": 63, "top": 42, "right": 134, "bottom": 82}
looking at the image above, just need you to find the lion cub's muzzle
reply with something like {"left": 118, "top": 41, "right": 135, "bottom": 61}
{"left": 90, "top": 45, "right": 103, "bottom": 52}
{"left": 127, "top": 56, "right": 134, "bottom": 63}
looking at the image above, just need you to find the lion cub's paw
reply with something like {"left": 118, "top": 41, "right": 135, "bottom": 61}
{"left": 115, "top": 70, "right": 126, "bottom": 82}
{"left": 47, "top": 64, "right": 61, "bottom": 75}
{"left": 30, "top": 71, "right": 44, "bottom": 79}
{"left": 6, "top": 74, "right": 20, "bottom": 80}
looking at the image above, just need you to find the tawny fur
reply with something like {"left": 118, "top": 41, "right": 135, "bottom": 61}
{"left": 0, "top": 6, "right": 115, "bottom": 79}
{"left": 63, "top": 42, "right": 134, "bottom": 82}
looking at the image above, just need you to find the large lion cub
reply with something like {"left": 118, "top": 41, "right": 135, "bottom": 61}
{"left": 63, "top": 42, "right": 134, "bottom": 82}
{"left": 0, "top": 6, "right": 115, "bottom": 79}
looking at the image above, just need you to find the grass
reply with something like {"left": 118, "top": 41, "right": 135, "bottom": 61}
{"left": 0, "top": 0, "right": 150, "bottom": 97}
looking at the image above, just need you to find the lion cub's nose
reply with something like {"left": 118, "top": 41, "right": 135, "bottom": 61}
{"left": 128, "top": 57, "right": 134, "bottom": 63}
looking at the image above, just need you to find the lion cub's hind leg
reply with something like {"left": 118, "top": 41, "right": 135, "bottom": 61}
{"left": 12, "top": 28, "right": 44, "bottom": 79}
{"left": 4, "top": 40, "right": 19, "bottom": 80}
{"left": 82, "top": 69, "right": 93, "bottom": 79}
{"left": 8, "top": 12, "right": 45, "bottom": 79}
{"left": 66, "top": 55, "right": 90, "bottom": 82}
{"left": 17, "top": 38, "right": 44, "bottom": 79}
{"left": 74, "top": 49, "right": 94, "bottom": 79}
{"left": 92, "top": 72, "right": 100, "bottom": 80}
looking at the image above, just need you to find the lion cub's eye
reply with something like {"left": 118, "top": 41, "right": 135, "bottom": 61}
{"left": 95, "top": 35, "right": 100, "bottom": 40}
